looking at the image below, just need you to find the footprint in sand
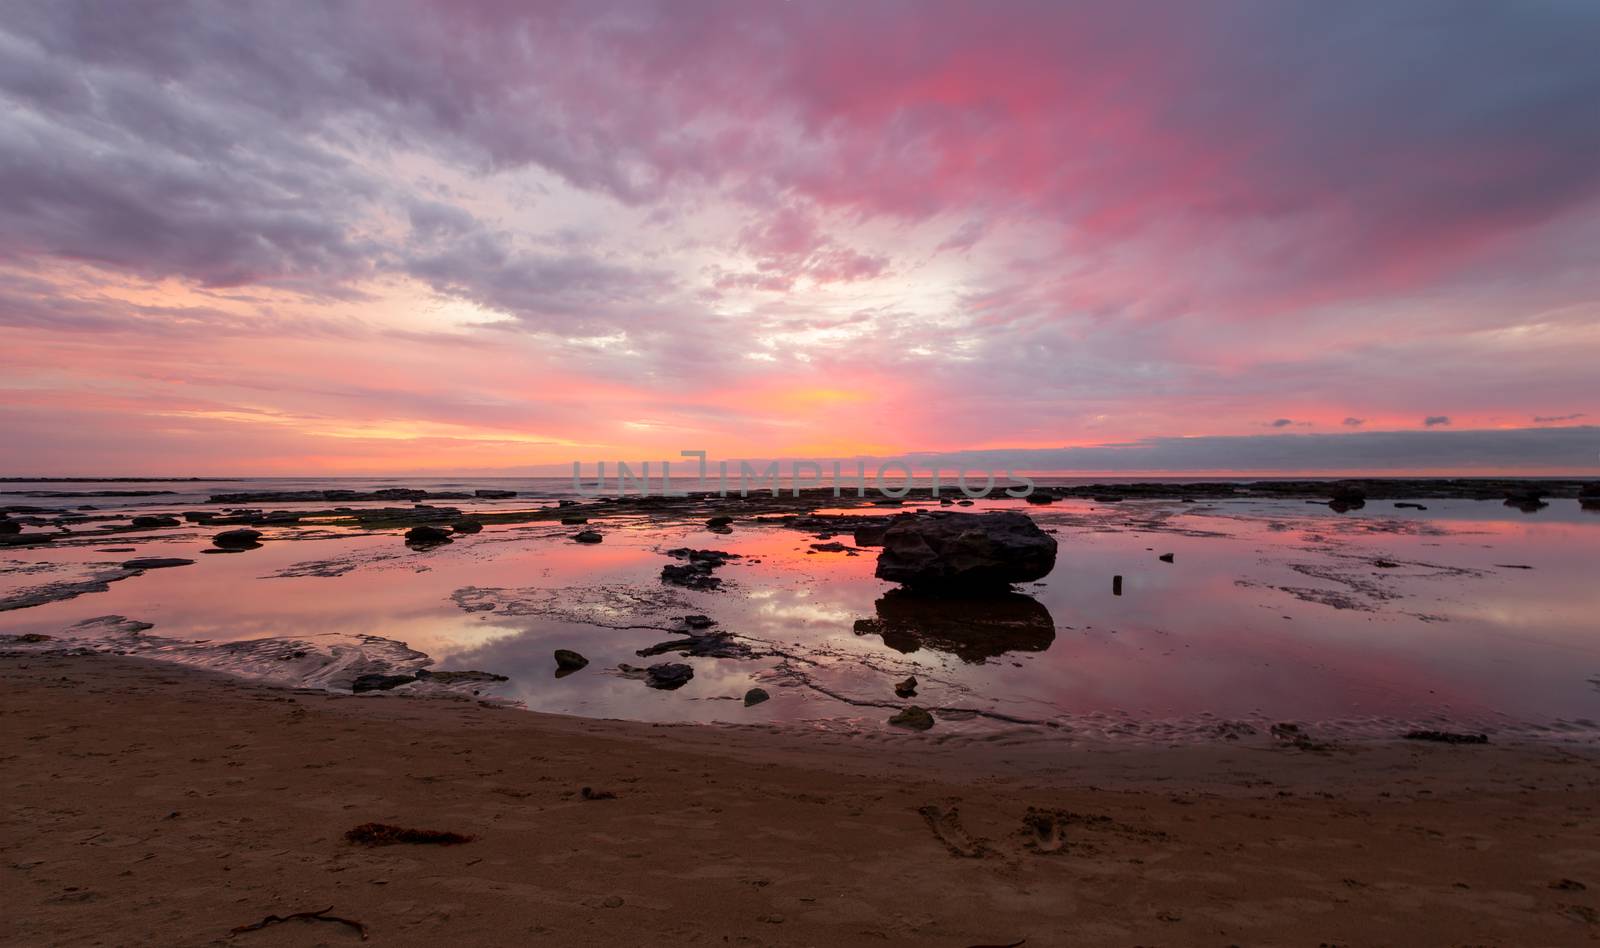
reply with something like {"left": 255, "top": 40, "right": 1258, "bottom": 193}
{"left": 1021, "top": 807, "right": 1066, "bottom": 854}
{"left": 917, "top": 804, "right": 992, "bottom": 858}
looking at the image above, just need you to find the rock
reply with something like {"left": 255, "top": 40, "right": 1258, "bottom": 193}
{"left": 662, "top": 564, "right": 719, "bottom": 589}
{"left": 554, "top": 649, "right": 589, "bottom": 674}
{"left": 874, "top": 511, "right": 1056, "bottom": 590}
{"left": 1327, "top": 485, "right": 1367, "bottom": 512}
{"left": 561, "top": 516, "right": 589, "bottom": 525}
{"left": 473, "top": 489, "right": 517, "bottom": 498}
{"left": 636, "top": 631, "right": 755, "bottom": 660}
{"left": 557, "top": 499, "right": 579, "bottom": 507}
{"left": 683, "top": 614, "right": 716, "bottom": 629}
{"left": 451, "top": 520, "right": 483, "bottom": 534}
{"left": 129, "top": 515, "right": 179, "bottom": 529}
{"left": 0, "top": 520, "right": 19, "bottom": 535}
{"left": 351, "top": 673, "right": 416, "bottom": 693}
{"left": 706, "top": 515, "right": 733, "bottom": 528}
{"left": 1503, "top": 489, "right": 1547, "bottom": 513}
{"left": 1112, "top": 575, "right": 1123, "bottom": 595}
{"left": 894, "top": 676, "right": 918, "bottom": 698}
{"left": 404, "top": 525, "right": 453, "bottom": 546}
{"left": 623, "top": 662, "right": 693, "bottom": 690}
{"left": 743, "top": 687, "right": 770, "bottom": 707}
{"left": 888, "top": 706, "right": 935, "bottom": 731}
{"left": 660, "top": 548, "right": 740, "bottom": 589}
{"left": 1158, "top": 552, "right": 1174, "bottom": 563}
{"left": 1091, "top": 494, "right": 1124, "bottom": 503}
{"left": 1024, "top": 492, "right": 1054, "bottom": 505}
{"left": 1403, "top": 730, "right": 1488, "bottom": 744}
{"left": 809, "top": 541, "right": 852, "bottom": 553}
{"left": 414, "top": 669, "right": 508, "bottom": 684}
{"left": 213, "top": 528, "right": 263, "bottom": 549}
{"left": 1394, "top": 502, "right": 1428, "bottom": 510}
{"left": 120, "top": 557, "right": 195, "bottom": 570}
{"left": 572, "top": 530, "right": 603, "bottom": 543}
{"left": 956, "top": 500, "right": 974, "bottom": 506}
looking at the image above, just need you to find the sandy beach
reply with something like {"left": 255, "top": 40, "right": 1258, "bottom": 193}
{"left": 5, "top": 651, "right": 1597, "bottom": 947}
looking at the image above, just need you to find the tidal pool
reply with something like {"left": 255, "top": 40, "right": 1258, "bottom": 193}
{"left": 3, "top": 487, "right": 1597, "bottom": 741}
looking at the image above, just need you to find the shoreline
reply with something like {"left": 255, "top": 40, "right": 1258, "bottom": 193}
{"left": 5, "top": 652, "right": 1598, "bottom": 946}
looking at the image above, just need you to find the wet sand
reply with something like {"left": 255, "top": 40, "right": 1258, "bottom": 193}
{"left": 5, "top": 653, "right": 1598, "bottom": 946}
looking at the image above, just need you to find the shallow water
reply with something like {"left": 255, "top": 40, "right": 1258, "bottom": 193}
{"left": 3, "top": 481, "right": 1598, "bottom": 742}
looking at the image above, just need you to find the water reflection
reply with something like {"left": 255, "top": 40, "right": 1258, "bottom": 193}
{"left": 852, "top": 588, "right": 1056, "bottom": 663}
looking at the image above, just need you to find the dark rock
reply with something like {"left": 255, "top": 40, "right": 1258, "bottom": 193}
{"left": 1503, "top": 489, "right": 1547, "bottom": 513}
{"left": 1024, "top": 492, "right": 1054, "bottom": 505}
{"left": 706, "top": 515, "right": 733, "bottom": 528}
{"left": 0, "top": 519, "right": 19, "bottom": 535}
{"left": 1112, "top": 575, "right": 1123, "bottom": 595}
{"left": 854, "top": 588, "right": 1055, "bottom": 663}
{"left": 662, "top": 564, "right": 720, "bottom": 589}
{"left": 888, "top": 707, "right": 935, "bottom": 731}
{"left": 129, "top": 515, "right": 179, "bottom": 528}
{"left": 1327, "top": 484, "right": 1367, "bottom": 512}
{"left": 473, "top": 489, "right": 517, "bottom": 498}
{"left": 636, "top": 630, "right": 755, "bottom": 660}
{"left": 554, "top": 649, "right": 589, "bottom": 674}
{"left": 404, "top": 525, "right": 453, "bottom": 546}
{"left": 809, "top": 541, "right": 852, "bottom": 553}
{"left": 557, "top": 499, "right": 579, "bottom": 507}
{"left": 874, "top": 511, "right": 1056, "bottom": 590}
{"left": 956, "top": 499, "right": 974, "bottom": 506}
{"left": 351, "top": 673, "right": 416, "bottom": 693}
{"left": 660, "top": 548, "right": 740, "bottom": 589}
{"left": 451, "top": 520, "right": 483, "bottom": 534}
{"left": 1158, "top": 552, "right": 1174, "bottom": 563}
{"left": 560, "top": 516, "right": 589, "bottom": 525}
{"left": 743, "top": 687, "right": 770, "bottom": 707}
{"left": 632, "top": 662, "right": 694, "bottom": 690}
{"left": 213, "top": 528, "right": 263, "bottom": 549}
{"left": 1403, "top": 730, "right": 1488, "bottom": 744}
{"left": 1394, "top": 502, "right": 1428, "bottom": 510}
{"left": 894, "top": 676, "right": 918, "bottom": 698}
{"left": 683, "top": 614, "right": 716, "bottom": 629}
{"left": 120, "top": 557, "right": 195, "bottom": 570}
{"left": 414, "top": 669, "right": 507, "bottom": 684}
{"left": 572, "top": 530, "right": 603, "bottom": 543}
{"left": 1091, "top": 495, "right": 1124, "bottom": 503}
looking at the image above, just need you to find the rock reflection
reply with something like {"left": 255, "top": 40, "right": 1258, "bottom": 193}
{"left": 852, "top": 588, "right": 1056, "bottom": 663}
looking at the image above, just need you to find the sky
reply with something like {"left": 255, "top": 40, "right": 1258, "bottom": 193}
{"left": 2, "top": 0, "right": 1599, "bottom": 476}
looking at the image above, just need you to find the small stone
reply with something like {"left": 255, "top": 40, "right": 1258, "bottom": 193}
{"left": 706, "top": 516, "right": 733, "bottom": 528}
{"left": 351, "top": 673, "right": 416, "bottom": 693}
{"left": 120, "top": 557, "right": 195, "bottom": 570}
{"left": 404, "top": 525, "right": 452, "bottom": 546}
{"left": 561, "top": 516, "right": 588, "bottom": 525}
{"left": 1158, "top": 552, "right": 1174, "bottom": 563}
{"left": 554, "top": 649, "right": 589, "bottom": 673}
{"left": 894, "top": 676, "right": 918, "bottom": 699}
{"left": 213, "top": 528, "right": 263, "bottom": 549}
{"left": 744, "top": 687, "right": 770, "bottom": 707}
{"left": 572, "top": 530, "right": 603, "bottom": 543}
{"left": 889, "top": 706, "right": 935, "bottom": 731}
{"left": 451, "top": 520, "right": 484, "bottom": 534}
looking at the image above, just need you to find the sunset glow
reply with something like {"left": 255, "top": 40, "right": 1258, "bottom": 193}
{"left": 3, "top": 2, "right": 1598, "bottom": 474}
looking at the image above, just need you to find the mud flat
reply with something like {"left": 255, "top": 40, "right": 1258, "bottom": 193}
{"left": 3, "top": 652, "right": 1598, "bottom": 947}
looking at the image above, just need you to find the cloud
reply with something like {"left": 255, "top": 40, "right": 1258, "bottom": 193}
{"left": 1423, "top": 416, "right": 1452, "bottom": 427}
{"left": 1533, "top": 413, "right": 1585, "bottom": 423}
{"left": 2, "top": 3, "right": 1599, "bottom": 472}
